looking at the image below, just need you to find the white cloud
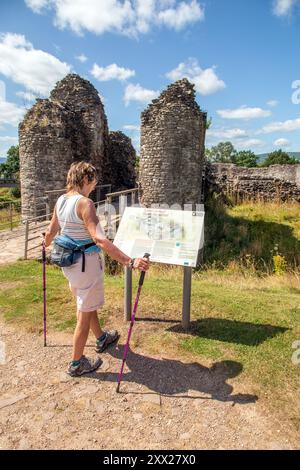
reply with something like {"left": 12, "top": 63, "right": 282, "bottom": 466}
{"left": 98, "top": 93, "right": 106, "bottom": 103}
{"left": 75, "top": 53, "right": 88, "bottom": 63}
{"left": 0, "top": 32, "right": 71, "bottom": 96}
{"left": 0, "top": 80, "right": 5, "bottom": 101}
{"left": 0, "top": 136, "right": 18, "bottom": 142}
{"left": 217, "top": 106, "right": 271, "bottom": 120}
{"left": 235, "top": 139, "right": 265, "bottom": 150}
{"left": 91, "top": 63, "right": 135, "bottom": 82}
{"left": 0, "top": 96, "right": 26, "bottom": 127}
{"left": 124, "top": 83, "right": 159, "bottom": 106}
{"left": 272, "top": 0, "right": 299, "bottom": 16}
{"left": 25, "top": 0, "right": 204, "bottom": 37}
{"left": 206, "top": 127, "right": 266, "bottom": 151}
{"left": 123, "top": 124, "right": 140, "bottom": 131}
{"left": 16, "top": 91, "right": 39, "bottom": 102}
{"left": 158, "top": 0, "right": 204, "bottom": 30}
{"left": 206, "top": 128, "right": 247, "bottom": 140}
{"left": 274, "top": 138, "right": 290, "bottom": 146}
{"left": 166, "top": 58, "right": 225, "bottom": 95}
{"left": 24, "top": 0, "right": 50, "bottom": 14}
{"left": 260, "top": 117, "right": 300, "bottom": 133}
{"left": 0, "top": 135, "right": 19, "bottom": 158}
{"left": 267, "top": 100, "right": 279, "bottom": 107}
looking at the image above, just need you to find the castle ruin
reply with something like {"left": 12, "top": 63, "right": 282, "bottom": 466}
{"left": 19, "top": 74, "right": 300, "bottom": 221}
{"left": 139, "top": 79, "right": 207, "bottom": 208}
{"left": 19, "top": 74, "right": 136, "bottom": 218}
{"left": 204, "top": 161, "right": 300, "bottom": 203}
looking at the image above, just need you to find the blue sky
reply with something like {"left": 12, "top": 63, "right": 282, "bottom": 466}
{"left": 1, "top": 0, "right": 300, "bottom": 159}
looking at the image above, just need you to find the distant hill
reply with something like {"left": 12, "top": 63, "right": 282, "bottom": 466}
{"left": 0, "top": 157, "right": 6, "bottom": 164}
{"left": 256, "top": 152, "right": 300, "bottom": 163}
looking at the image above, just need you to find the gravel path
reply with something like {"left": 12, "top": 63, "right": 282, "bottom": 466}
{"left": 0, "top": 316, "right": 297, "bottom": 450}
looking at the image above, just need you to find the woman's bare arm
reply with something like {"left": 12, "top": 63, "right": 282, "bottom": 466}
{"left": 80, "top": 198, "right": 147, "bottom": 268}
{"left": 44, "top": 204, "right": 60, "bottom": 247}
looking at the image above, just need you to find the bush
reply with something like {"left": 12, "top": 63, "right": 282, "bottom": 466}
{"left": 273, "top": 254, "right": 288, "bottom": 275}
{"left": 9, "top": 186, "right": 21, "bottom": 199}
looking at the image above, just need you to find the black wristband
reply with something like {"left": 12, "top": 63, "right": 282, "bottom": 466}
{"left": 129, "top": 258, "right": 135, "bottom": 269}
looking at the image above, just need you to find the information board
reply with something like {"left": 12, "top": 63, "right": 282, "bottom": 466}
{"left": 113, "top": 207, "right": 205, "bottom": 267}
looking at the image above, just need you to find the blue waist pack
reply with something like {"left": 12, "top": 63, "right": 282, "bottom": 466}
{"left": 50, "top": 234, "right": 96, "bottom": 272}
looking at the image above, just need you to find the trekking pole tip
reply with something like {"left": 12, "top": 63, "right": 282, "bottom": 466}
{"left": 116, "top": 384, "right": 120, "bottom": 393}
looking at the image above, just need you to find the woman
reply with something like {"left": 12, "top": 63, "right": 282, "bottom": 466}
{"left": 43, "top": 161, "right": 150, "bottom": 377}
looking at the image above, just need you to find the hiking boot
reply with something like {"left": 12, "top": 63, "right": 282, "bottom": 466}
{"left": 67, "top": 355, "right": 102, "bottom": 377}
{"left": 95, "top": 330, "right": 119, "bottom": 353}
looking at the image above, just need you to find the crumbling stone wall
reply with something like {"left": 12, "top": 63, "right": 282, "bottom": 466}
{"left": 139, "top": 78, "right": 207, "bottom": 208}
{"left": 50, "top": 75, "right": 110, "bottom": 182}
{"left": 19, "top": 74, "right": 110, "bottom": 218}
{"left": 204, "top": 162, "right": 300, "bottom": 203}
{"left": 108, "top": 131, "right": 136, "bottom": 192}
{"left": 19, "top": 99, "right": 74, "bottom": 219}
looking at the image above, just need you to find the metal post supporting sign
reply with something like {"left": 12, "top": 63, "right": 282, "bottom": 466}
{"left": 182, "top": 266, "right": 192, "bottom": 329}
{"left": 124, "top": 263, "right": 193, "bottom": 329}
{"left": 114, "top": 206, "right": 205, "bottom": 329}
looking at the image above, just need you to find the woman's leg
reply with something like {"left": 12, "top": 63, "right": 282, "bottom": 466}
{"left": 72, "top": 310, "right": 94, "bottom": 361}
{"left": 90, "top": 310, "right": 104, "bottom": 339}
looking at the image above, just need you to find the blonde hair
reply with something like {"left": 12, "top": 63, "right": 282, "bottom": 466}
{"left": 66, "top": 161, "right": 97, "bottom": 191}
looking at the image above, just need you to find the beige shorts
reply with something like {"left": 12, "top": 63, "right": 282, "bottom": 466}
{"left": 62, "top": 251, "right": 105, "bottom": 312}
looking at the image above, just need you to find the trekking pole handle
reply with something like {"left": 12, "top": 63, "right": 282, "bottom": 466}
{"left": 42, "top": 232, "right": 46, "bottom": 261}
{"left": 139, "top": 253, "right": 150, "bottom": 286}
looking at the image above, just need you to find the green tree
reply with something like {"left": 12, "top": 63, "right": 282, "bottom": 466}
{"left": 235, "top": 150, "right": 258, "bottom": 168}
{"left": 0, "top": 145, "right": 19, "bottom": 179}
{"left": 206, "top": 116, "right": 212, "bottom": 130}
{"left": 262, "top": 149, "right": 298, "bottom": 167}
{"left": 206, "top": 141, "right": 237, "bottom": 163}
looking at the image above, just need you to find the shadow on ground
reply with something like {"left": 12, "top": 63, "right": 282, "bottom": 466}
{"left": 167, "top": 318, "right": 288, "bottom": 346}
{"left": 88, "top": 344, "right": 258, "bottom": 405}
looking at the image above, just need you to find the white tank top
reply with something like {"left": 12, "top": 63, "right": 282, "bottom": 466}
{"left": 56, "top": 194, "right": 92, "bottom": 241}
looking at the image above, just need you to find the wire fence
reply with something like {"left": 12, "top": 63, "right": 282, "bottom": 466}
{"left": 0, "top": 200, "right": 21, "bottom": 231}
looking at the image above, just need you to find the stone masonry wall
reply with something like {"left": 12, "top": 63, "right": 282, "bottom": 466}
{"left": 139, "top": 78, "right": 207, "bottom": 208}
{"left": 19, "top": 74, "right": 110, "bottom": 218}
{"left": 107, "top": 131, "right": 136, "bottom": 192}
{"left": 204, "top": 162, "right": 300, "bottom": 203}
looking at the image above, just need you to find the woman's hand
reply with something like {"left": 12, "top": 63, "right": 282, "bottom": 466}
{"left": 133, "top": 257, "right": 150, "bottom": 272}
{"left": 40, "top": 232, "right": 45, "bottom": 244}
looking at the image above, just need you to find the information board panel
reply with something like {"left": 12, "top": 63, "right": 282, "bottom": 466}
{"left": 113, "top": 207, "right": 205, "bottom": 267}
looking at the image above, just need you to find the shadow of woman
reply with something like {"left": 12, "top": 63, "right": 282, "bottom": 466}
{"left": 90, "top": 344, "right": 258, "bottom": 405}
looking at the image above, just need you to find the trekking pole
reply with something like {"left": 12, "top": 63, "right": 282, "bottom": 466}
{"left": 116, "top": 253, "right": 150, "bottom": 393}
{"left": 42, "top": 233, "right": 47, "bottom": 347}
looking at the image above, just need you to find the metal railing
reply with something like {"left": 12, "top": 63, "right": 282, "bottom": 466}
{"left": 22, "top": 184, "right": 119, "bottom": 260}
{"left": 0, "top": 178, "right": 18, "bottom": 188}
{"left": 104, "top": 188, "right": 138, "bottom": 239}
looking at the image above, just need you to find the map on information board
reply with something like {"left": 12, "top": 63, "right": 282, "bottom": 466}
{"left": 113, "top": 207, "right": 205, "bottom": 267}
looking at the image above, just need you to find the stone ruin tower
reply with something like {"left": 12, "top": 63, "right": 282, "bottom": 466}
{"left": 139, "top": 78, "right": 207, "bottom": 208}
{"left": 19, "top": 74, "right": 110, "bottom": 218}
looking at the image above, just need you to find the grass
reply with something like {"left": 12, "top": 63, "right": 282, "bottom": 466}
{"left": 0, "top": 198, "right": 299, "bottom": 435}
{"left": 204, "top": 196, "right": 300, "bottom": 271}
{"left": 0, "top": 259, "right": 300, "bottom": 433}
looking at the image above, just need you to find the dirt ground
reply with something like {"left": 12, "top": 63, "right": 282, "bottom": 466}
{"left": 0, "top": 225, "right": 42, "bottom": 265}
{"left": 0, "top": 314, "right": 298, "bottom": 450}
